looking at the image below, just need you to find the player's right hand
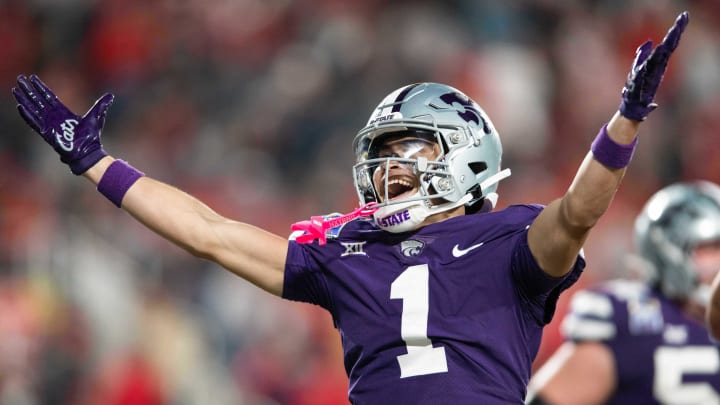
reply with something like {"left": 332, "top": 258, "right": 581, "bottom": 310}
{"left": 12, "top": 75, "right": 115, "bottom": 175}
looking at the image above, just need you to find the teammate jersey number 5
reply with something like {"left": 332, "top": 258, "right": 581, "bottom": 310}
{"left": 391, "top": 264, "right": 449, "bottom": 378}
{"left": 654, "top": 346, "right": 720, "bottom": 404}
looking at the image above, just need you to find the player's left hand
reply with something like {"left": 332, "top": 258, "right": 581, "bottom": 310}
{"left": 619, "top": 11, "right": 689, "bottom": 121}
{"left": 12, "top": 74, "right": 115, "bottom": 175}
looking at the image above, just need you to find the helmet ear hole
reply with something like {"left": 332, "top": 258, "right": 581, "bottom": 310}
{"left": 468, "top": 162, "right": 487, "bottom": 175}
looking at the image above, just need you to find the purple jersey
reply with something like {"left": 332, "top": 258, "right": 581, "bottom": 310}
{"left": 562, "top": 280, "right": 720, "bottom": 404}
{"left": 284, "top": 204, "right": 584, "bottom": 404}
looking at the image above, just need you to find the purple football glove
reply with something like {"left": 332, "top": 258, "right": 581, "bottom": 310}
{"left": 619, "top": 11, "right": 689, "bottom": 121}
{"left": 12, "top": 75, "right": 114, "bottom": 175}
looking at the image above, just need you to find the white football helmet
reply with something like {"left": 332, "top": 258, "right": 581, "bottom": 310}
{"left": 352, "top": 82, "right": 511, "bottom": 232}
{"left": 634, "top": 181, "right": 720, "bottom": 302}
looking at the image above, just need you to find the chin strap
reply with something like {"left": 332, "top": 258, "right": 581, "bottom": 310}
{"left": 291, "top": 202, "right": 379, "bottom": 245}
{"left": 478, "top": 168, "right": 511, "bottom": 206}
{"left": 427, "top": 192, "right": 473, "bottom": 215}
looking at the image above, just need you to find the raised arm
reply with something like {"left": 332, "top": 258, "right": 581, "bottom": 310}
{"left": 12, "top": 75, "right": 288, "bottom": 296}
{"left": 528, "top": 12, "right": 689, "bottom": 277}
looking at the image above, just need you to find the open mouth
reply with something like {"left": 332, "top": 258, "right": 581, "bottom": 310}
{"left": 384, "top": 176, "right": 417, "bottom": 201}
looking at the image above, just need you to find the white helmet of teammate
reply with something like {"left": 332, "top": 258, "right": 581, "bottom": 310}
{"left": 635, "top": 181, "right": 720, "bottom": 302}
{"left": 352, "top": 82, "right": 511, "bottom": 233}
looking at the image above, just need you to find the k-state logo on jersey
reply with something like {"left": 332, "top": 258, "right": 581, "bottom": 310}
{"left": 401, "top": 240, "right": 425, "bottom": 257}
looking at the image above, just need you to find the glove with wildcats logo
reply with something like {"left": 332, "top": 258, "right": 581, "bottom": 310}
{"left": 12, "top": 75, "right": 114, "bottom": 175}
{"left": 619, "top": 11, "right": 689, "bottom": 121}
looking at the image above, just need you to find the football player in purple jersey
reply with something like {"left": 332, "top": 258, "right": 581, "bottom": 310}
{"left": 11, "top": 12, "right": 688, "bottom": 405}
{"left": 527, "top": 181, "right": 720, "bottom": 405}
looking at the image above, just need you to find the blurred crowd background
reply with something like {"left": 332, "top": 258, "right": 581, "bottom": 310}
{"left": 0, "top": 0, "right": 719, "bottom": 404}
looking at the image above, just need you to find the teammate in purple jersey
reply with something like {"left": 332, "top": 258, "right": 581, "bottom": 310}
{"left": 11, "top": 11, "right": 688, "bottom": 405}
{"left": 527, "top": 181, "right": 720, "bottom": 405}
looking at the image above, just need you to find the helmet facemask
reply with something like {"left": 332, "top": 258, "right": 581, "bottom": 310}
{"left": 355, "top": 129, "right": 449, "bottom": 204}
{"left": 353, "top": 128, "right": 464, "bottom": 233}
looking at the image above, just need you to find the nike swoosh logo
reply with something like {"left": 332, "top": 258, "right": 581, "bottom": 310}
{"left": 452, "top": 242, "right": 484, "bottom": 257}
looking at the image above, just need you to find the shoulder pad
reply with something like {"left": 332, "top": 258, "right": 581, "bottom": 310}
{"left": 601, "top": 279, "right": 649, "bottom": 301}
{"left": 561, "top": 290, "right": 617, "bottom": 341}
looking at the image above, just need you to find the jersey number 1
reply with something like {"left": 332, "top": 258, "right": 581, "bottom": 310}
{"left": 391, "top": 264, "right": 449, "bottom": 378}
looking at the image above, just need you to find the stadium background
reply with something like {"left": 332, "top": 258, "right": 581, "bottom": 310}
{"left": 0, "top": 0, "right": 719, "bottom": 403}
